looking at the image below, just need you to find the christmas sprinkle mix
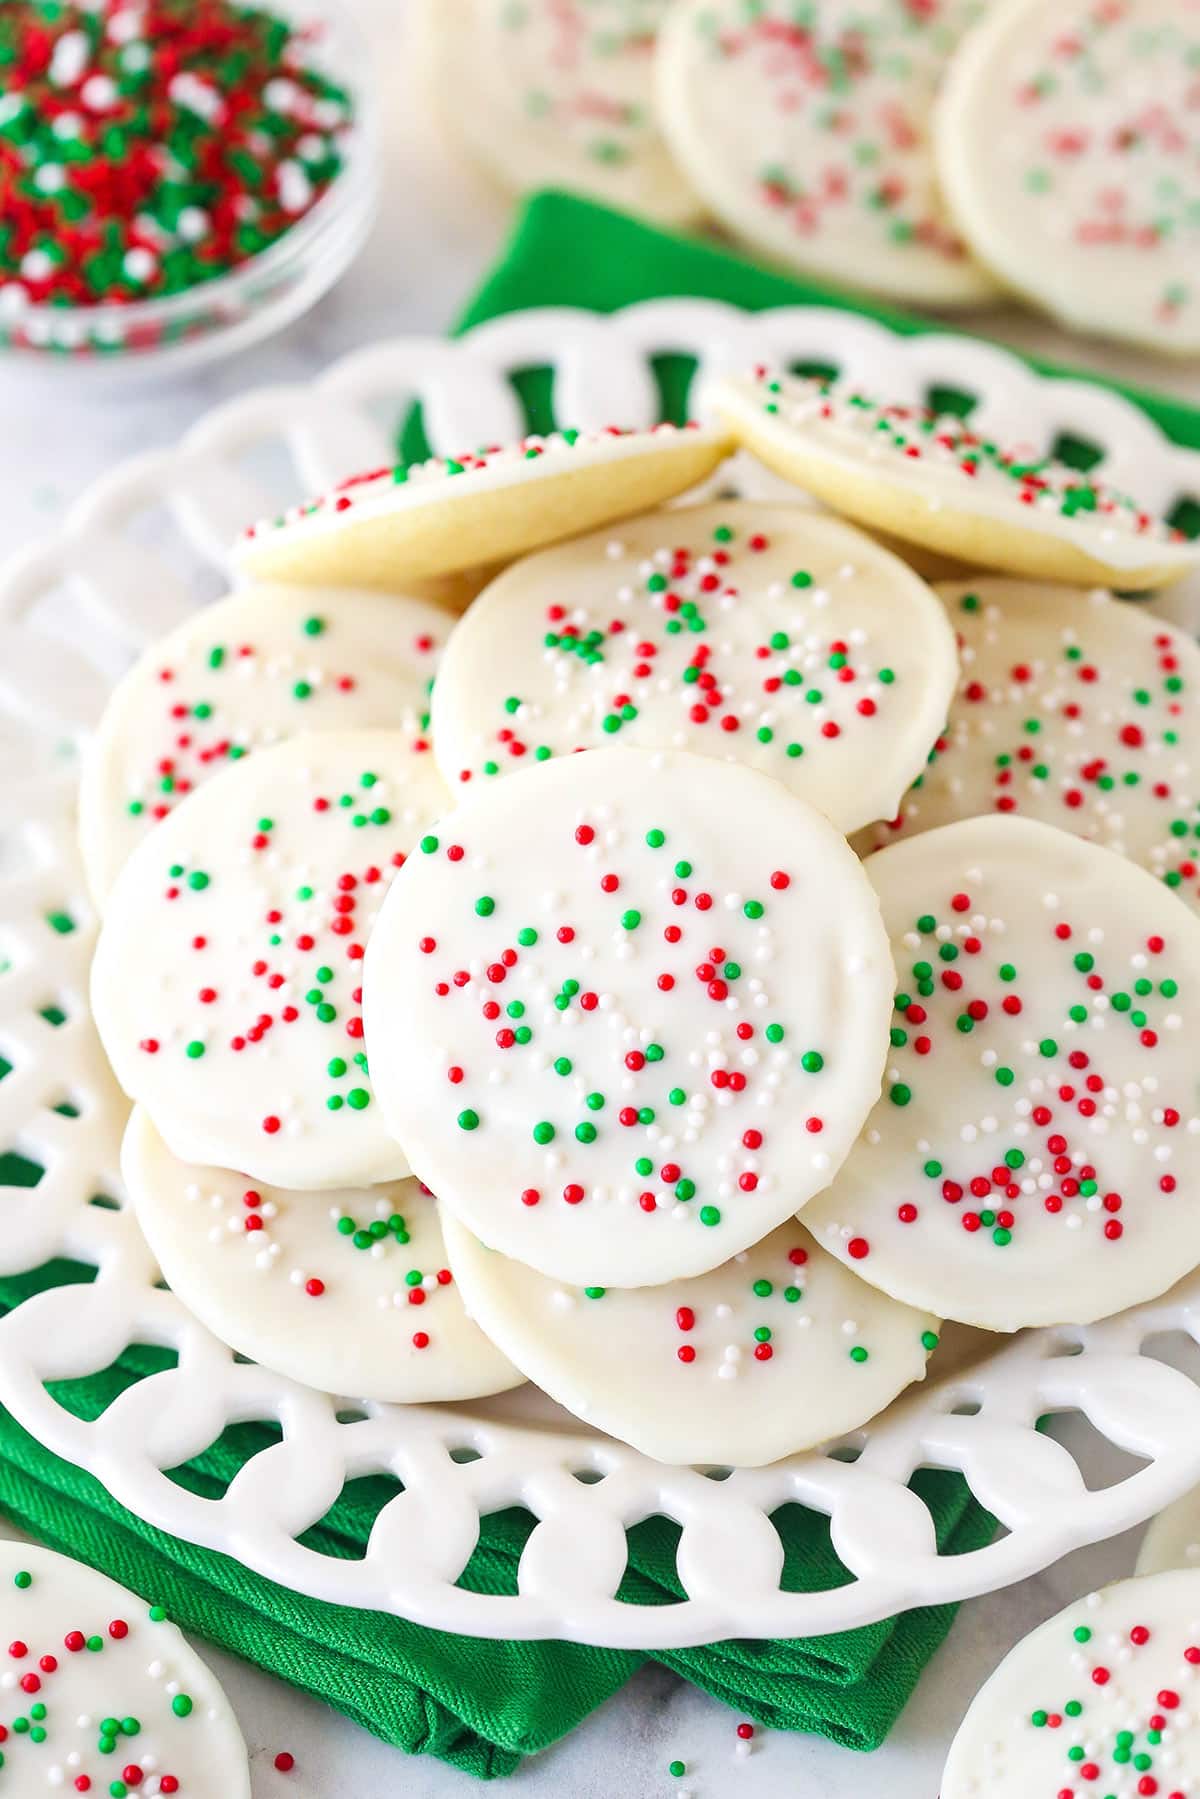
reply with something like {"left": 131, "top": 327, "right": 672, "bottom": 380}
{"left": 860, "top": 578, "right": 1200, "bottom": 917}
{"left": 0, "top": 0, "right": 353, "bottom": 316}
{"left": 937, "top": 0, "right": 1200, "bottom": 353}
{"left": 232, "top": 423, "right": 732, "bottom": 592}
{"left": 943, "top": 1570, "right": 1200, "bottom": 1798}
{"left": 423, "top": 0, "right": 694, "bottom": 224}
{"left": 123, "top": 1109, "right": 521, "bottom": 1402}
{"left": 0, "top": 1545, "right": 250, "bottom": 1795}
{"left": 91, "top": 730, "right": 451, "bottom": 1192}
{"left": 429, "top": 500, "right": 957, "bottom": 837}
{"left": 81, "top": 585, "right": 449, "bottom": 904}
{"left": 363, "top": 745, "right": 894, "bottom": 1290}
{"left": 657, "top": 0, "right": 993, "bottom": 303}
{"left": 804, "top": 812, "right": 1200, "bottom": 1332}
{"left": 713, "top": 368, "right": 1198, "bottom": 585}
{"left": 443, "top": 1211, "right": 937, "bottom": 1466}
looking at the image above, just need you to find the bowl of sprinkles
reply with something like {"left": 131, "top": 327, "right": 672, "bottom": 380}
{"left": 0, "top": 0, "right": 376, "bottom": 370}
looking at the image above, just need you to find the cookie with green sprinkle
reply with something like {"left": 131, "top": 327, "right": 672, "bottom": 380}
{"left": 364, "top": 746, "right": 894, "bottom": 1288}
{"left": 443, "top": 1211, "right": 938, "bottom": 1465}
{"left": 235, "top": 424, "right": 732, "bottom": 592}
{"left": 943, "top": 1570, "right": 1200, "bottom": 1799}
{"left": 805, "top": 812, "right": 1200, "bottom": 1329}
{"left": 92, "top": 731, "right": 450, "bottom": 1190}
{"left": 714, "top": 368, "right": 1199, "bottom": 590}
{"left": 123, "top": 1107, "right": 522, "bottom": 1402}
{"left": 0, "top": 1543, "right": 249, "bottom": 1797}
{"left": 80, "top": 584, "right": 450, "bottom": 905}
{"left": 430, "top": 501, "right": 958, "bottom": 836}
{"left": 858, "top": 578, "right": 1200, "bottom": 919}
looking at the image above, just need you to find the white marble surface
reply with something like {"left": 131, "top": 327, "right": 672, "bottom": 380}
{"left": 5, "top": 2, "right": 1200, "bottom": 1793}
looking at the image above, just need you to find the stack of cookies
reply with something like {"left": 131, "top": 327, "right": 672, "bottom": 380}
{"left": 82, "top": 375, "right": 1200, "bottom": 1468}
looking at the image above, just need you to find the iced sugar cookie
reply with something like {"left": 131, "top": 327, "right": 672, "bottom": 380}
{"left": 803, "top": 813, "right": 1200, "bottom": 1331}
{"left": 79, "top": 584, "right": 450, "bottom": 906}
{"left": 0, "top": 1544, "right": 249, "bottom": 1798}
{"left": 443, "top": 1212, "right": 937, "bottom": 1465}
{"left": 942, "top": 1570, "right": 1200, "bottom": 1799}
{"left": 937, "top": 0, "right": 1200, "bottom": 355}
{"left": 123, "top": 1108, "right": 521, "bottom": 1404}
{"left": 656, "top": 0, "right": 995, "bottom": 305}
{"left": 235, "top": 425, "right": 732, "bottom": 593}
{"left": 417, "top": 0, "right": 697, "bottom": 225}
{"left": 92, "top": 731, "right": 450, "bottom": 1191}
{"left": 713, "top": 369, "right": 1199, "bottom": 590}
{"left": 430, "top": 501, "right": 958, "bottom": 836}
{"left": 859, "top": 580, "right": 1200, "bottom": 915}
{"left": 364, "top": 747, "right": 894, "bottom": 1288}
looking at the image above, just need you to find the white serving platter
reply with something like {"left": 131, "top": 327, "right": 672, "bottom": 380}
{"left": 4, "top": 299, "right": 1200, "bottom": 1649}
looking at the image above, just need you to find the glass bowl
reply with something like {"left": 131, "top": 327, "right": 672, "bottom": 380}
{"left": 0, "top": 0, "right": 379, "bottom": 382}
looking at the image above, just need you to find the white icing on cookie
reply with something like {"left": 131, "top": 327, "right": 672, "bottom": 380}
{"left": 0, "top": 1544, "right": 249, "bottom": 1798}
{"left": 942, "top": 1569, "right": 1200, "bottom": 1798}
{"left": 430, "top": 501, "right": 958, "bottom": 835}
{"left": 416, "top": 0, "right": 698, "bottom": 224}
{"left": 1137, "top": 1486, "right": 1200, "bottom": 1578}
{"left": 363, "top": 746, "right": 895, "bottom": 1288}
{"left": 442, "top": 1211, "right": 938, "bottom": 1465}
{"left": 858, "top": 579, "right": 1200, "bottom": 917}
{"left": 91, "top": 731, "right": 450, "bottom": 1190}
{"left": 123, "top": 1108, "right": 522, "bottom": 1404}
{"left": 804, "top": 813, "right": 1200, "bottom": 1330}
{"left": 233, "top": 425, "right": 732, "bottom": 591}
{"left": 657, "top": 0, "right": 996, "bottom": 305}
{"left": 714, "top": 369, "right": 1200, "bottom": 589}
{"left": 79, "top": 584, "right": 449, "bottom": 906}
{"left": 937, "top": 0, "right": 1200, "bottom": 354}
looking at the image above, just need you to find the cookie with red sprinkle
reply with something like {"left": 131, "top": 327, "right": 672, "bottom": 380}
{"left": 656, "top": 0, "right": 996, "bottom": 305}
{"left": 443, "top": 1211, "right": 938, "bottom": 1465}
{"left": 804, "top": 813, "right": 1200, "bottom": 1330}
{"left": 363, "top": 746, "right": 894, "bottom": 1288}
{"left": 123, "top": 1108, "right": 522, "bottom": 1403}
{"left": 430, "top": 501, "right": 958, "bottom": 835}
{"left": 859, "top": 579, "right": 1200, "bottom": 914}
{"left": 234, "top": 424, "right": 732, "bottom": 592}
{"left": 91, "top": 731, "right": 450, "bottom": 1190}
{"left": 415, "top": 0, "right": 698, "bottom": 225}
{"left": 0, "top": 1543, "right": 249, "bottom": 1797}
{"left": 937, "top": 0, "right": 1200, "bottom": 355}
{"left": 942, "top": 1569, "right": 1200, "bottom": 1799}
{"left": 80, "top": 584, "right": 450, "bottom": 906}
{"left": 714, "top": 368, "right": 1199, "bottom": 589}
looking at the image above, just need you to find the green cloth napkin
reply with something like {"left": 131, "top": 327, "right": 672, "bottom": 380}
{"left": 0, "top": 193, "right": 1017, "bottom": 1782}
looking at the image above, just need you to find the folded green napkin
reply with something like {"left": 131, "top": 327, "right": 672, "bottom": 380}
{"left": 0, "top": 193, "right": 1017, "bottom": 1782}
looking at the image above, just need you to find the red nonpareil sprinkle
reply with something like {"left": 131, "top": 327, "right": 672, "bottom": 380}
{"left": 275, "top": 1751, "right": 296, "bottom": 1772}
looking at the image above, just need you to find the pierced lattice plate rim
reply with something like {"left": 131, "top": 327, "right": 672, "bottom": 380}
{"left": 2, "top": 302, "right": 1200, "bottom": 1647}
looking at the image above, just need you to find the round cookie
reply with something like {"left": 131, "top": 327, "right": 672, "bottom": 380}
{"left": 859, "top": 579, "right": 1200, "bottom": 917}
{"left": 0, "top": 1543, "right": 250, "bottom": 1798}
{"left": 79, "top": 584, "right": 450, "bottom": 906}
{"left": 1137, "top": 1488, "right": 1200, "bottom": 1577}
{"left": 443, "top": 1212, "right": 938, "bottom": 1465}
{"left": 430, "top": 501, "right": 959, "bottom": 836}
{"left": 363, "top": 746, "right": 895, "bottom": 1288}
{"left": 942, "top": 1569, "right": 1200, "bottom": 1799}
{"left": 656, "top": 0, "right": 996, "bottom": 306}
{"left": 937, "top": 0, "right": 1200, "bottom": 356}
{"left": 416, "top": 0, "right": 698, "bottom": 225}
{"left": 234, "top": 424, "right": 732, "bottom": 593}
{"left": 123, "top": 1108, "right": 522, "bottom": 1404}
{"left": 92, "top": 731, "right": 451, "bottom": 1191}
{"left": 802, "top": 813, "right": 1200, "bottom": 1331}
{"left": 713, "top": 368, "right": 1199, "bottom": 590}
